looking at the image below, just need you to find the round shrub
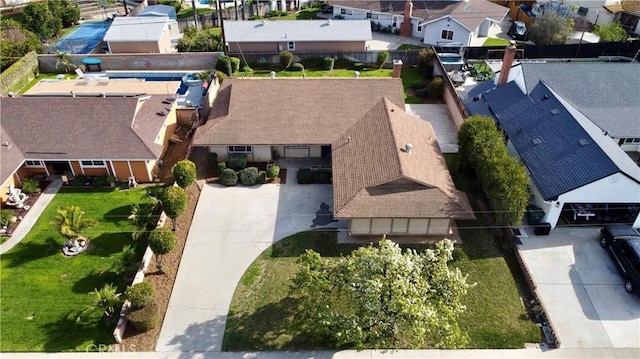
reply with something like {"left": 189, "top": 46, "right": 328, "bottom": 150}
{"left": 148, "top": 227, "right": 176, "bottom": 256}
{"left": 128, "top": 301, "right": 159, "bottom": 332}
{"left": 280, "top": 50, "right": 293, "bottom": 68}
{"left": 161, "top": 186, "right": 187, "bottom": 220}
{"left": 240, "top": 64, "right": 252, "bottom": 72}
{"left": 215, "top": 56, "right": 232, "bottom": 76}
{"left": 217, "top": 161, "right": 227, "bottom": 172}
{"left": 125, "top": 282, "right": 154, "bottom": 310}
{"left": 239, "top": 167, "right": 259, "bottom": 186}
{"left": 257, "top": 171, "right": 267, "bottom": 184}
{"left": 229, "top": 57, "right": 240, "bottom": 73}
{"left": 172, "top": 159, "right": 196, "bottom": 188}
{"left": 219, "top": 168, "right": 238, "bottom": 186}
{"left": 427, "top": 77, "right": 444, "bottom": 97}
{"left": 290, "top": 62, "right": 304, "bottom": 71}
{"left": 228, "top": 154, "right": 247, "bottom": 171}
{"left": 323, "top": 57, "right": 334, "bottom": 70}
{"left": 267, "top": 164, "right": 280, "bottom": 179}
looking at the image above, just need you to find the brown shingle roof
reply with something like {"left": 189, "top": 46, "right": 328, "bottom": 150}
{"left": 0, "top": 97, "right": 163, "bottom": 162}
{"left": 193, "top": 78, "right": 406, "bottom": 145}
{"left": 0, "top": 127, "right": 25, "bottom": 185}
{"left": 331, "top": 0, "right": 507, "bottom": 30}
{"left": 332, "top": 98, "right": 474, "bottom": 219}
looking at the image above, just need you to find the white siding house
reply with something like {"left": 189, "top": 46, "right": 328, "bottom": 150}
{"left": 420, "top": 16, "right": 472, "bottom": 46}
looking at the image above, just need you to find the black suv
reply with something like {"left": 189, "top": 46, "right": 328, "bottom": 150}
{"left": 600, "top": 225, "right": 640, "bottom": 295}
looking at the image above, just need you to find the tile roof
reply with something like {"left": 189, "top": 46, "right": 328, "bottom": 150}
{"left": 193, "top": 78, "right": 406, "bottom": 145}
{"left": 485, "top": 82, "right": 639, "bottom": 200}
{"left": 331, "top": 0, "right": 507, "bottom": 30}
{"left": 332, "top": 98, "right": 474, "bottom": 219}
{"left": 103, "top": 16, "right": 168, "bottom": 42}
{"left": 0, "top": 127, "right": 25, "bottom": 185}
{"left": 224, "top": 20, "right": 372, "bottom": 42}
{"left": 520, "top": 62, "right": 640, "bottom": 138}
{"left": 0, "top": 97, "right": 164, "bottom": 163}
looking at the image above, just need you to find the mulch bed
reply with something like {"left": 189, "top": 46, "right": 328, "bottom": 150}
{"left": 1, "top": 180, "right": 50, "bottom": 237}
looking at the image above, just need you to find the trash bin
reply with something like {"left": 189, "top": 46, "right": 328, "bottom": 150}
{"left": 526, "top": 206, "right": 545, "bottom": 225}
{"left": 534, "top": 222, "right": 552, "bottom": 236}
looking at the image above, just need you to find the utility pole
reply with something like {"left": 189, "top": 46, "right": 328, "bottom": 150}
{"left": 215, "top": 0, "right": 221, "bottom": 27}
{"left": 191, "top": 0, "right": 198, "bottom": 30}
{"left": 121, "top": 0, "right": 128, "bottom": 15}
{"left": 218, "top": 0, "right": 227, "bottom": 55}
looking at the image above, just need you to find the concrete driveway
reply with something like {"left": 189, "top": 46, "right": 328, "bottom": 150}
{"left": 517, "top": 227, "right": 640, "bottom": 348}
{"left": 156, "top": 164, "right": 345, "bottom": 353}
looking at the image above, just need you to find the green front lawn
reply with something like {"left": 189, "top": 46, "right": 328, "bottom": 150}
{"left": 274, "top": 7, "right": 320, "bottom": 20}
{"left": 234, "top": 68, "right": 392, "bottom": 78}
{"left": 482, "top": 37, "right": 511, "bottom": 47}
{"left": 224, "top": 154, "right": 542, "bottom": 350}
{"left": 177, "top": 7, "right": 216, "bottom": 18}
{"left": 0, "top": 188, "right": 150, "bottom": 352}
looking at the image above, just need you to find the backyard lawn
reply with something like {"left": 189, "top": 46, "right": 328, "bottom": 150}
{"left": 223, "top": 154, "right": 542, "bottom": 350}
{"left": 234, "top": 68, "right": 392, "bottom": 78}
{"left": 483, "top": 37, "right": 511, "bottom": 47}
{"left": 0, "top": 188, "right": 151, "bottom": 352}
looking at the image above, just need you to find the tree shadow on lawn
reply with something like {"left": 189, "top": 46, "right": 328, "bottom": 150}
{"left": 71, "top": 269, "right": 123, "bottom": 295}
{"left": 270, "top": 230, "right": 360, "bottom": 258}
{"left": 102, "top": 204, "right": 144, "bottom": 226}
{"left": 1, "top": 236, "right": 60, "bottom": 268}
{"left": 42, "top": 309, "right": 113, "bottom": 352}
{"left": 86, "top": 232, "right": 136, "bottom": 257}
{"left": 224, "top": 297, "right": 326, "bottom": 351}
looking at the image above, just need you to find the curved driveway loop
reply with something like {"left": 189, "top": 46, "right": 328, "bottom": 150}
{"left": 517, "top": 227, "right": 640, "bottom": 348}
{"left": 156, "top": 169, "right": 345, "bottom": 353}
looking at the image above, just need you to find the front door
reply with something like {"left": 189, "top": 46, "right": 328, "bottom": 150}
{"left": 45, "top": 161, "right": 72, "bottom": 175}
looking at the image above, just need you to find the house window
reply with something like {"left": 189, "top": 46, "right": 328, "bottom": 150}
{"left": 417, "top": 25, "right": 422, "bottom": 32}
{"left": 441, "top": 29, "right": 454, "bottom": 40}
{"left": 340, "top": 8, "right": 352, "bottom": 15}
{"left": 228, "top": 145, "right": 252, "bottom": 153}
{"left": 392, "top": 16, "right": 398, "bottom": 27}
{"left": 366, "top": 12, "right": 378, "bottom": 19}
{"left": 81, "top": 160, "right": 106, "bottom": 167}
{"left": 287, "top": 41, "right": 295, "bottom": 51}
{"left": 24, "top": 160, "right": 43, "bottom": 167}
{"left": 284, "top": 145, "right": 309, "bottom": 149}
{"left": 623, "top": 138, "right": 640, "bottom": 144}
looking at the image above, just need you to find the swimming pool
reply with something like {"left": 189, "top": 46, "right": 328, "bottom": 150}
{"left": 105, "top": 71, "right": 207, "bottom": 103}
{"left": 49, "top": 21, "right": 111, "bottom": 54}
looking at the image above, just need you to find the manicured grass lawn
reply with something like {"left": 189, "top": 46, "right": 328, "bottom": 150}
{"left": 274, "top": 7, "right": 320, "bottom": 20}
{"left": 224, "top": 154, "right": 542, "bottom": 350}
{"left": 177, "top": 7, "right": 216, "bottom": 18}
{"left": 400, "top": 67, "right": 424, "bottom": 104}
{"left": 397, "top": 44, "right": 429, "bottom": 50}
{"left": 0, "top": 188, "right": 150, "bottom": 352}
{"left": 234, "top": 68, "right": 392, "bottom": 78}
{"left": 483, "top": 37, "right": 511, "bottom": 47}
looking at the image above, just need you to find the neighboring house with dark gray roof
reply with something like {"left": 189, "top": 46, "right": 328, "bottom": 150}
{"left": 224, "top": 19, "right": 371, "bottom": 53}
{"left": 329, "top": 0, "right": 508, "bottom": 46}
{"left": 497, "top": 61, "right": 640, "bottom": 153}
{"left": 472, "top": 80, "right": 640, "bottom": 229}
{"left": 193, "top": 78, "right": 474, "bottom": 238}
{"left": 1, "top": 96, "right": 179, "bottom": 203}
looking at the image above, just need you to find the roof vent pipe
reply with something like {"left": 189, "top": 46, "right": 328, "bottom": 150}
{"left": 270, "top": 71, "right": 276, "bottom": 79}
{"left": 405, "top": 143, "right": 413, "bottom": 153}
{"left": 354, "top": 71, "right": 360, "bottom": 79}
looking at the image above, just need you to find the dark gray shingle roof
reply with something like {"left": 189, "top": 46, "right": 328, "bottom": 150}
{"left": 520, "top": 62, "right": 640, "bottom": 138}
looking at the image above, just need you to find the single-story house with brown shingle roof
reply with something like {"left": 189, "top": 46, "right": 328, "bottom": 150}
{"left": 329, "top": 0, "right": 508, "bottom": 46}
{"left": 193, "top": 78, "right": 474, "bottom": 237}
{"left": 1, "top": 95, "right": 178, "bottom": 203}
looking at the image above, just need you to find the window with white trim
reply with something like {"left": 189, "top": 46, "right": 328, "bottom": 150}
{"left": 441, "top": 29, "right": 454, "bottom": 40}
{"left": 81, "top": 160, "right": 106, "bottom": 167}
{"left": 366, "top": 12, "right": 378, "bottom": 19}
{"left": 340, "top": 8, "right": 352, "bottom": 15}
{"left": 417, "top": 25, "right": 422, "bottom": 32}
{"left": 284, "top": 145, "right": 310, "bottom": 149}
{"left": 228, "top": 145, "right": 253, "bottom": 153}
{"left": 24, "top": 160, "right": 43, "bottom": 167}
{"left": 623, "top": 138, "right": 640, "bottom": 144}
{"left": 287, "top": 41, "right": 295, "bottom": 51}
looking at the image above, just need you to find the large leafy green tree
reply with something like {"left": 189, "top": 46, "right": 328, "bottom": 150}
{"left": 23, "top": 0, "right": 62, "bottom": 38}
{"left": 53, "top": 205, "right": 97, "bottom": 240}
{"left": 528, "top": 12, "right": 573, "bottom": 45}
{"left": 0, "top": 19, "right": 43, "bottom": 70}
{"left": 59, "top": 0, "right": 81, "bottom": 26}
{"left": 177, "top": 27, "right": 223, "bottom": 52}
{"left": 291, "top": 238, "right": 473, "bottom": 349}
{"left": 594, "top": 22, "right": 627, "bottom": 42}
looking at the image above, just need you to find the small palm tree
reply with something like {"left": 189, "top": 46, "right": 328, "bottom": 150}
{"left": 55, "top": 50, "right": 76, "bottom": 73}
{"left": 82, "top": 283, "right": 122, "bottom": 322}
{"left": 53, "top": 205, "right": 97, "bottom": 240}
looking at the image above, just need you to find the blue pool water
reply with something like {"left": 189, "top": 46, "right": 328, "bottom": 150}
{"left": 49, "top": 21, "right": 111, "bottom": 54}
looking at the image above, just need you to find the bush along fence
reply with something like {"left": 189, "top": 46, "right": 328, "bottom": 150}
{"left": 112, "top": 211, "right": 167, "bottom": 343}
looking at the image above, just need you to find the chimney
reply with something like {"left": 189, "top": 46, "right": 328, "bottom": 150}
{"left": 399, "top": 0, "right": 413, "bottom": 37}
{"left": 498, "top": 41, "right": 516, "bottom": 86}
{"left": 392, "top": 59, "right": 403, "bottom": 78}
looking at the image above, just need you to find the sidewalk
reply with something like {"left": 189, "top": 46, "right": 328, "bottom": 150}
{"left": 0, "top": 180, "right": 62, "bottom": 255}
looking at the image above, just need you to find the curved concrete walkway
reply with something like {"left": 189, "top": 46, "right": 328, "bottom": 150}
{"left": 156, "top": 164, "right": 345, "bottom": 352}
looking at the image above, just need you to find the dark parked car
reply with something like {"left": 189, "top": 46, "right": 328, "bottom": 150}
{"left": 508, "top": 21, "right": 527, "bottom": 40}
{"left": 321, "top": 4, "right": 333, "bottom": 13}
{"left": 600, "top": 224, "right": 640, "bottom": 295}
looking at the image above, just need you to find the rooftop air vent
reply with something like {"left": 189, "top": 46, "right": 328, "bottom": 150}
{"left": 579, "top": 139, "right": 589, "bottom": 146}
{"left": 532, "top": 138, "right": 542, "bottom": 145}
{"left": 551, "top": 109, "right": 560, "bottom": 115}
{"left": 405, "top": 143, "right": 413, "bottom": 153}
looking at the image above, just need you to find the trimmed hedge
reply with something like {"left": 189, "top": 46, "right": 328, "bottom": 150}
{"left": 172, "top": 160, "right": 197, "bottom": 188}
{"left": 125, "top": 282, "right": 154, "bottom": 310}
{"left": 207, "top": 152, "right": 218, "bottom": 169}
{"left": 229, "top": 57, "right": 240, "bottom": 73}
{"left": 266, "top": 165, "right": 280, "bottom": 179}
{"left": 280, "top": 50, "right": 293, "bottom": 68}
{"left": 215, "top": 56, "right": 233, "bottom": 76}
{"left": 323, "top": 57, "right": 335, "bottom": 70}
{"left": 290, "top": 62, "right": 304, "bottom": 71}
{"left": 219, "top": 168, "right": 238, "bottom": 186}
{"left": 217, "top": 161, "right": 227, "bottom": 172}
{"left": 239, "top": 167, "right": 259, "bottom": 186}
{"left": 128, "top": 301, "right": 159, "bottom": 332}
{"left": 1, "top": 51, "right": 39, "bottom": 96}
{"left": 427, "top": 77, "right": 444, "bottom": 97}
{"left": 228, "top": 154, "right": 247, "bottom": 171}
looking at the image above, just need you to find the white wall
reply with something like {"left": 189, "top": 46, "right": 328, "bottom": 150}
{"left": 422, "top": 17, "right": 472, "bottom": 46}
{"left": 349, "top": 217, "right": 450, "bottom": 235}
{"left": 253, "top": 145, "right": 271, "bottom": 162}
{"left": 332, "top": 6, "right": 406, "bottom": 35}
